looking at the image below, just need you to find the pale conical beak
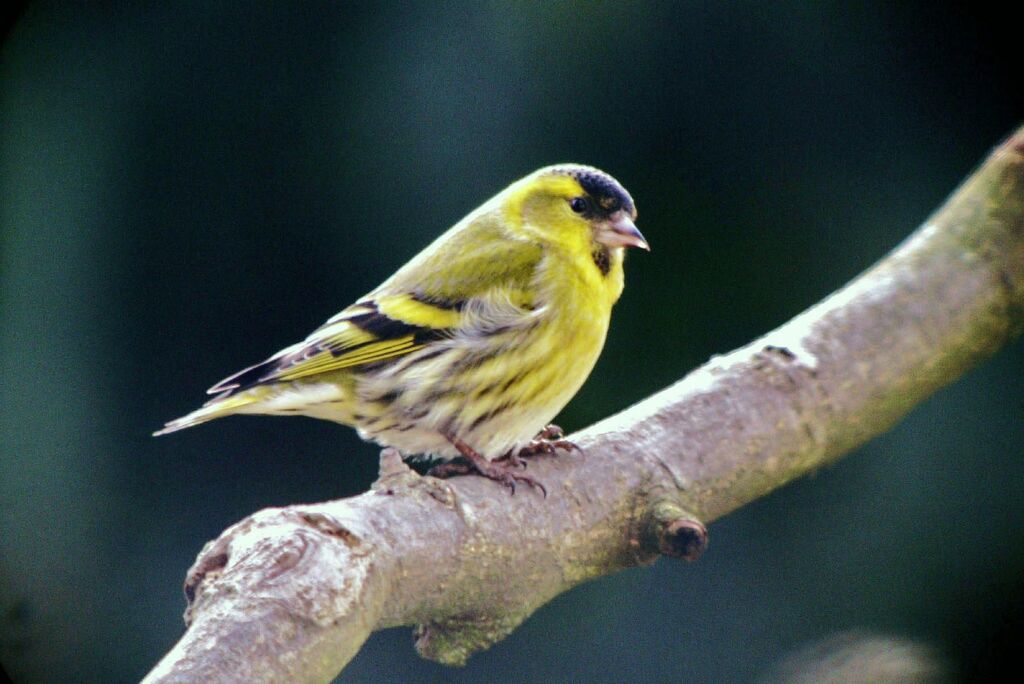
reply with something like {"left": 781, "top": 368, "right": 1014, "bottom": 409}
{"left": 599, "top": 213, "right": 650, "bottom": 251}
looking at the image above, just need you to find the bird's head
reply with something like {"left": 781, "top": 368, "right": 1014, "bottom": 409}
{"left": 503, "top": 164, "right": 648, "bottom": 260}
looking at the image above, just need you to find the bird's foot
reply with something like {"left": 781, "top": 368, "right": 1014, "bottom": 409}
{"left": 492, "top": 450, "right": 528, "bottom": 469}
{"left": 537, "top": 424, "right": 565, "bottom": 440}
{"left": 433, "top": 436, "right": 547, "bottom": 497}
{"left": 516, "top": 423, "right": 582, "bottom": 458}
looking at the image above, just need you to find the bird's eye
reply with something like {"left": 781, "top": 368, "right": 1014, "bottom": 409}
{"left": 570, "top": 197, "right": 588, "bottom": 214}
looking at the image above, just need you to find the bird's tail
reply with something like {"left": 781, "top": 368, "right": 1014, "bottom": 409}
{"left": 152, "top": 392, "right": 262, "bottom": 436}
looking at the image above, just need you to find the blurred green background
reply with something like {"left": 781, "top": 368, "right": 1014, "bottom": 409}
{"left": 2, "top": 2, "right": 1021, "bottom": 682}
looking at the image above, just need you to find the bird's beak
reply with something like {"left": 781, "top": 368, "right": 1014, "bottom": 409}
{"left": 598, "top": 213, "right": 650, "bottom": 251}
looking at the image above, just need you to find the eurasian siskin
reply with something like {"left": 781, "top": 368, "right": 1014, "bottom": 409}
{"left": 155, "top": 164, "right": 648, "bottom": 492}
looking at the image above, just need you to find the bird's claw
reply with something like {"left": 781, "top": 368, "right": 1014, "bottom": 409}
{"left": 537, "top": 424, "right": 566, "bottom": 440}
{"left": 439, "top": 435, "right": 548, "bottom": 496}
{"left": 516, "top": 424, "right": 582, "bottom": 458}
{"left": 490, "top": 467, "right": 547, "bottom": 497}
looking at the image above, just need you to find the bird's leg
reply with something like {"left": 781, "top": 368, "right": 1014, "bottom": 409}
{"left": 431, "top": 436, "right": 547, "bottom": 497}
{"left": 516, "top": 423, "right": 582, "bottom": 458}
{"left": 425, "top": 459, "right": 475, "bottom": 478}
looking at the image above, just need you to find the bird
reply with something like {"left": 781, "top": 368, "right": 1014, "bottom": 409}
{"left": 154, "top": 164, "right": 648, "bottom": 493}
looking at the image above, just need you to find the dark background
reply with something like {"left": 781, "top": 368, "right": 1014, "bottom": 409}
{"left": 2, "top": 2, "right": 1022, "bottom": 682}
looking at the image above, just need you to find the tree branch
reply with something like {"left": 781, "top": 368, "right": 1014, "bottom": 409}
{"left": 143, "top": 126, "right": 1024, "bottom": 683}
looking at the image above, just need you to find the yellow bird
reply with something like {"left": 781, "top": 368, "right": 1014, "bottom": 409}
{"left": 155, "top": 165, "right": 648, "bottom": 493}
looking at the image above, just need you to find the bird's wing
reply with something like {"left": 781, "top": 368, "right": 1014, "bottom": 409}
{"left": 205, "top": 295, "right": 457, "bottom": 394}
{"left": 208, "top": 220, "right": 544, "bottom": 395}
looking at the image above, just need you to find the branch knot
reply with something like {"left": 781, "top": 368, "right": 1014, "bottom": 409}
{"left": 647, "top": 498, "right": 708, "bottom": 562}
